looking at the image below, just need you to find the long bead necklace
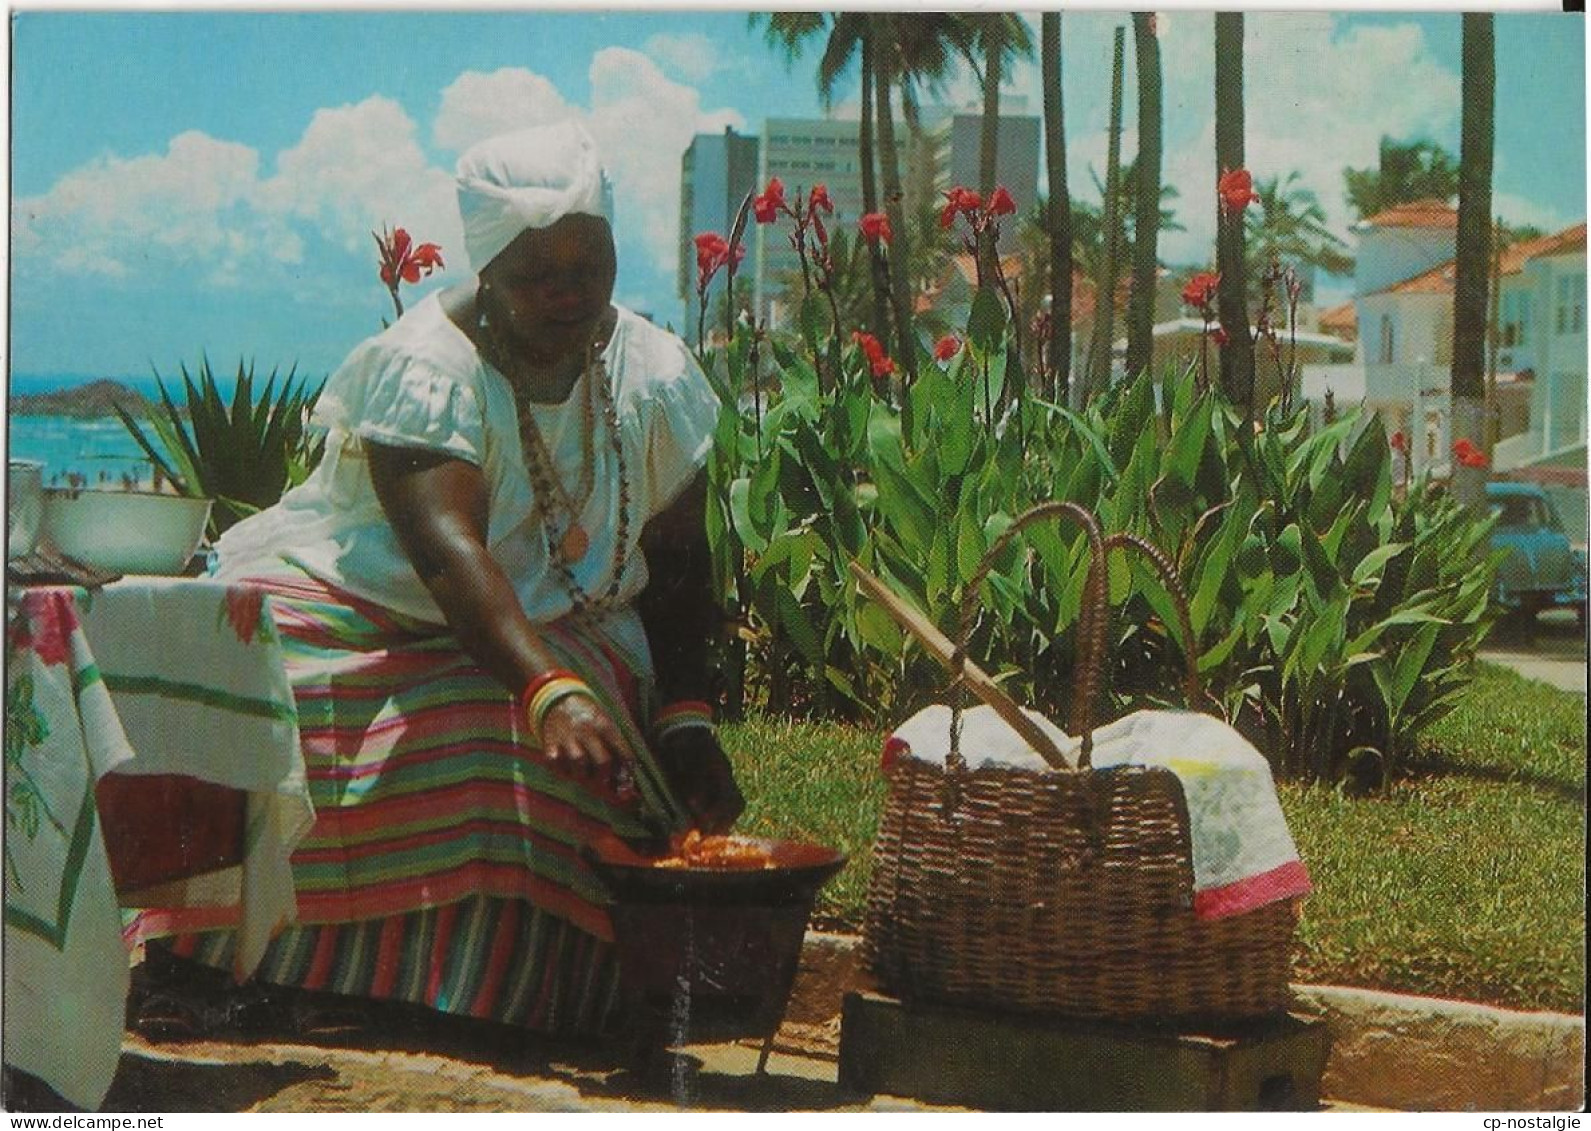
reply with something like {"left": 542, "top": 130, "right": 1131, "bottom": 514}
{"left": 479, "top": 310, "right": 631, "bottom": 618}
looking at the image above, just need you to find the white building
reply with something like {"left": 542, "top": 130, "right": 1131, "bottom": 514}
{"left": 1343, "top": 201, "right": 1587, "bottom": 476}
{"left": 1498, "top": 225, "right": 1587, "bottom": 464}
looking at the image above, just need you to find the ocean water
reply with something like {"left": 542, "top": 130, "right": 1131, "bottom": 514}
{"left": 7, "top": 374, "right": 179, "bottom": 485}
{"left": 6, "top": 414, "right": 156, "bottom": 486}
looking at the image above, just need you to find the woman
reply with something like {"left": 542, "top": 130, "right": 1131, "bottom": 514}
{"left": 152, "top": 121, "right": 742, "bottom": 1037}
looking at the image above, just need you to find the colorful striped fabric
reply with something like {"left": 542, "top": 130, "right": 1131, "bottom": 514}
{"left": 172, "top": 565, "right": 685, "bottom": 1034}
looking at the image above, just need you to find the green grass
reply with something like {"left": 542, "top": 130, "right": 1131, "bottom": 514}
{"left": 719, "top": 661, "right": 1586, "bottom": 1013}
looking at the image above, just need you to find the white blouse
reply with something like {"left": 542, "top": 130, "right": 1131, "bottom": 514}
{"left": 213, "top": 292, "right": 720, "bottom": 643}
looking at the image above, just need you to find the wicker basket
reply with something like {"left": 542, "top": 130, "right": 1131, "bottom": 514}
{"left": 861, "top": 502, "right": 1299, "bottom": 1022}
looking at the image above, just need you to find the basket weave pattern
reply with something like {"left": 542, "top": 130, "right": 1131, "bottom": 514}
{"left": 861, "top": 503, "right": 1300, "bottom": 1021}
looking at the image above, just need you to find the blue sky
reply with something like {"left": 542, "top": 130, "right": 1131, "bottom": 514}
{"left": 7, "top": 10, "right": 1586, "bottom": 383}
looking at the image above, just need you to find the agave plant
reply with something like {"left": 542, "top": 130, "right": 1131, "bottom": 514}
{"left": 114, "top": 357, "right": 325, "bottom": 536}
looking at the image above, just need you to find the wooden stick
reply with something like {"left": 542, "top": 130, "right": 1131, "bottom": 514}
{"left": 849, "top": 561, "right": 1075, "bottom": 770}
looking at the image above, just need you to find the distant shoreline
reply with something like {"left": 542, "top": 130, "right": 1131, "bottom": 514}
{"left": 8, "top": 378, "right": 154, "bottom": 420}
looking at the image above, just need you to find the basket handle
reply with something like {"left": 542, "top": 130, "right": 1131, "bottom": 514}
{"left": 953, "top": 505, "right": 1204, "bottom": 770}
{"left": 1099, "top": 531, "right": 1204, "bottom": 709}
{"left": 953, "top": 502, "right": 1109, "bottom": 768}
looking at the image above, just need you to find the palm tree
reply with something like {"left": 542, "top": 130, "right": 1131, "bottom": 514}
{"left": 880, "top": 16, "right": 972, "bottom": 386}
{"left": 858, "top": 33, "right": 891, "bottom": 342}
{"left": 1343, "top": 137, "right": 1461, "bottom": 221}
{"left": 1071, "top": 168, "right": 1181, "bottom": 283}
{"left": 1124, "top": 12, "right": 1163, "bottom": 382}
{"left": 1083, "top": 25, "right": 1127, "bottom": 403}
{"left": 1451, "top": 13, "right": 1495, "bottom": 508}
{"left": 1041, "top": 12, "right": 1072, "bottom": 401}
{"left": 1246, "top": 171, "right": 1353, "bottom": 280}
{"left": 751, "top": 13, "right": 965, "bottom": 385}
{"left": 962, "top": 14, "right": 1035, "bottom": 283}
{"left": 1214, "top": 12, "right": 1255, "bottom": 411}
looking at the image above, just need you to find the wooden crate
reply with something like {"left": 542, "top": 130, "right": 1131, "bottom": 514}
{"left": 839, "top": 990, "right": 1331, "bottom": 1111}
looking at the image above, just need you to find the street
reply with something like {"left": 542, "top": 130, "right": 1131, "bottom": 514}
{"left": 1478, "top": 609, "right": 1588, "bottom": 695}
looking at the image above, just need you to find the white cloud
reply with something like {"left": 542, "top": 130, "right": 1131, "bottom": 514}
{"left": 12, "top": 130, "right": 285, "bottom": 282}
{"left": 1490, "top": 192, "right": 1576, "bottom": 237}
{"left": 1245, "top": 15, "right": 1460, "bottom": 242}
{"left": 586, "top": 47, "right": 745, "bottom": 270}
{"left": 260, "top": 96, "right": 462, "bottom": 261}
{"left": 14, "top": 96, "right": 464, "bottom": 295}
{"left": 643, "top": 33, "right": 723, "bottom": 83}
{"left": 432, "top": 68, "right": 573, "bottom": 153}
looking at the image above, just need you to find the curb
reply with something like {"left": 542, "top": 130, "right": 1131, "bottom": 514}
{"left": 791, "top": 932, "right": 1586, "bottom": 1112}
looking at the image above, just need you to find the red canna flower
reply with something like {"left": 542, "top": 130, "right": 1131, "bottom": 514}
{"left": 939, "top": 185, "right": 983, "bottom": 228}
{"left": 1452, "top": 438, "right": 1489, "bottom": 469}
{"left": 808, "top": 183, "right": 834, "bottom": 215}
{"left": 859, "top": 211, "right": 893, "bottom": 246}
{"left": 407, "top": 242, "right": 444, "bottom": 278}
{"left": 1181, "top": 271, "right": 1222, "bottom": 311}
{"left": 852, "top": 331, "right": 896, "bottom": 378}
{"left": 1390, "top": 430, "right": 1407, "bottom": 453}
{"left": 934, "top": 334, "right": 963, "bottom": 362}
{"left": 753, "top": 177, "right": 786, "bottom": 224}
{"left": 987, "top": 186, "right": 1017, "bottom": 217}
{"left": 375, "top": 224, "right": 445, "bottom": 319}
{"left": 1218, "top": 168, "right": 1260, "bottom": 215}
{"left": 693, "top": 231, "right": 742, "bottom": 291}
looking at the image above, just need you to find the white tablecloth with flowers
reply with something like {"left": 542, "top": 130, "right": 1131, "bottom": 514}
{"left": 3, "top": 578, "right": 310, "bottom": 1110}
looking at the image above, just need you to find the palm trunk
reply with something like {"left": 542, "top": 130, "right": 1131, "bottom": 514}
{"left": 1451, "top": 12, "right": 1495, "bottom": 509}
{"left": 1485, "top": 217, "right": 1503, "bottom": 459}
{"left": 1042, "top": 12, "right": 1072, "bottom": 402}
{"left": 875, "top": 29, "right": 918, "bottom": 392}
{"left": 1125, "top": 12, "right": 1162, "bottom": 382}
{"left": 977, "top": 33, "right": 1004, "bottom": 289}
{"left": 1084, "top": 26, "right": 1127, "bottom": 404}
{"left": 1214, "top": 12, "right": 1256, "bottom": 413}
{"left": 860, "top": 33, "right": 893, "bottom": 345}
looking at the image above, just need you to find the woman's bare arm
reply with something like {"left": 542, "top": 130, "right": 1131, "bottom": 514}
{"left": 367, "top": 442, "right": 634, "bottom": 787}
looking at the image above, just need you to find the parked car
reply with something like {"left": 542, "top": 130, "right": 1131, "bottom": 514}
{"left": 1486, "top": 481, "right": 1587, "bottom": 626}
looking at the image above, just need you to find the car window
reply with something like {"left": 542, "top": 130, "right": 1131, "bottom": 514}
{"left": 1492, "top": 496, "right": 1547, "bottom": 527}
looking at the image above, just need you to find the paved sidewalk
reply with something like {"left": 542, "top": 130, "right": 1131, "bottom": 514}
{"left": 89, "top": 1029, "right": 968, "bottom": 1113}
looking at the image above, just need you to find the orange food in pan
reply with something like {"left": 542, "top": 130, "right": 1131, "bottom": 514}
{"left": 652, "top": 829, "right": 776, "bottom": 870}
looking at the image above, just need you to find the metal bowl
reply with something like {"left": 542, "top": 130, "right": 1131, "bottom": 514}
{"left": 8, "top": 459, "right": 45, "bottom": 560}
{"left": 42, "top": 488, "right": 213, "bottom": 575}
{"left": 586, "top": 834, "right": 847, "bottom": 1046}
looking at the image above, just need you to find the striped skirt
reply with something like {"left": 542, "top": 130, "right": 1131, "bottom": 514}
{"left": 168, "top": 567, "right": 686, "bottom": 1035}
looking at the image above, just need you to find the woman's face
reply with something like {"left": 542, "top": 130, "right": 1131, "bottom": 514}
{"left": 480, "top": 214, "right": 617, "bottom": 367}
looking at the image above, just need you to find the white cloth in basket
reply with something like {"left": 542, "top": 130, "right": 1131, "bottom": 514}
{"left": 885, "top": 705, "right": 1312, "bottom": 919}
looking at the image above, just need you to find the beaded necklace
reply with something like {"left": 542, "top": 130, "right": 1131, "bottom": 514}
{"left": 478, "top": 309, "right": 631, "bottom": 618}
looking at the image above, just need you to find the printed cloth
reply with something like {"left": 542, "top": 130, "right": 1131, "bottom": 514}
{"left": 886, "top": 705, "right": 1312, "bottom": 919}
{"left": 3, "top": 579, "right": 308, "bottom": 1109}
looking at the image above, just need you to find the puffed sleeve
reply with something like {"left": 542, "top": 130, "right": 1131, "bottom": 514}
{"left": 311, "top": 337, "right": 487, "bottom": 464}
{"left": 640, "top": 334, "right": 721, "bottom": 518}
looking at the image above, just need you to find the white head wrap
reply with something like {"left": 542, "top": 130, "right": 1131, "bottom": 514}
{"left": 455, "top": 120, "right": 611, "bottom": 271}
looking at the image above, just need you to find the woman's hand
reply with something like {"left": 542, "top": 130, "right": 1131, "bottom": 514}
{"left": 653, "top": 728, "right": 745, "bottom": 834}
{"left": 538, "top": 693, "right": 640, "bottom": 805}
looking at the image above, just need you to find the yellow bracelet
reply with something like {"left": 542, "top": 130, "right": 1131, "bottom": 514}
{"left": 527, "top": 676, "right": 592, "bottom": 746}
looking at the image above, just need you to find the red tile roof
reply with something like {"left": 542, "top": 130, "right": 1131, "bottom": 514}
{"left": 1374, "top": 222, "right": 1588, "bottom": 297}
{"left": 1359, "top": 199, "right": 1458, "bottom": 229}
{"left": 1318, "top": 301, "right": 1357, "bottom": 336}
